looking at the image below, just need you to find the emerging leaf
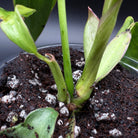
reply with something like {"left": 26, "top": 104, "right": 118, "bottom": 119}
{"left": 96, "top": 31, "right": 131, "bottom": 82}
{"left": 0, "top": 5, "right": 37, "bottom": 54}
{"left": 14, "top": 0, "right": 56, "bottom": 41}
{"left": 16, "top": 5, "right": 36, "bottom": 17}
{"left": 83, "top": 7, "right": 99, "bottom": 60}
{"left": 0, "top": 108, "right": 58, "bottom": 138}
{"left": 117, "top": 16, "right": 135, "bottom": 35}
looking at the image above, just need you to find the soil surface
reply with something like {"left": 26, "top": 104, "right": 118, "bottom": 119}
{"left": 0, "top": 46, "right": 137, "bottom": 138}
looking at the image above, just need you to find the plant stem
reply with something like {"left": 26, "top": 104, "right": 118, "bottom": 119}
{"left": 35, "top": 52, "right": 69, "bottom": 103}
{"left": 57, "top": 0, "right": 74, "bottom": 98}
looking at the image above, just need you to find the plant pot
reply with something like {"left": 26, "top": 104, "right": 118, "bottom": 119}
{"left": 0, "top": 44, "right": 137, "bottom": 138}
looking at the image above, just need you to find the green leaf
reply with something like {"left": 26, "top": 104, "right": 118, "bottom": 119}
{"left": 121, "top": 22, "right": 138, "bottom": 71}
{"left": 16, "top": 4, "right": 36, "bottom": 17}
{"left": 75, "top": 0, "right": 122, "bottom": 101}
{"left": 102, "top": 0, "right": 118, "bottom": 16}
{"left": 117, "top": 16, "right": 135, "bottom": 35}
{"left": 13, "top": 0, "right": 56, "bottom": 41}
{"left": 96, "top": 31, "right": 131, "bottom": 82}
{"left": 0, "top": 108, "right": 58, "bottom": 138}
{"left": 0, "top": 5, "right": 37, "bottom": 54}
{"left": 83, "top": 7, "right": 99, "bottom": 60}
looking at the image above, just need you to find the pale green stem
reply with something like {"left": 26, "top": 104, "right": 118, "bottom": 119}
{"left": 57, "top": 0, "right": 74, "bottom": 98}
{"left": 35, "top": 52, "right": 69, "bottom": 103}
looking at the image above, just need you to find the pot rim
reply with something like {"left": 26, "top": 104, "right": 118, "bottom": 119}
{"left": 0, "top": 43, "right": 137, "bottom": 74}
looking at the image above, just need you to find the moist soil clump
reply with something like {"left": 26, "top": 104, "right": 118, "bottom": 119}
{"left": 0, "top": 46, "right": 137, "bottom": 138}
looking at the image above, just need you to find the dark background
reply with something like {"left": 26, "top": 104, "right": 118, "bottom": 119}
{"left": 0, "top": 0, "right": 138, "bottom": 65}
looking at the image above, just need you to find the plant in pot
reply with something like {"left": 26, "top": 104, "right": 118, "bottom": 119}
{"left": 0, "top": 0, "right": 137, "bottom": 137}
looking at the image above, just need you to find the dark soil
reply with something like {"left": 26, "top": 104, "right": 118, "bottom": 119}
{"left": 0, "top": 46, "right": 137, "bottom": 138}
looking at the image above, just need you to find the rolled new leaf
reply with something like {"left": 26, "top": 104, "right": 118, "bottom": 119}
{"left": 117, "top": 16, "right": 135, "bottom": 35}
{"left": 16, "top": 5, "right": 36, "bottom": 17}
{"left": 0, "top": 5, "right": 37, "bottom": 54}
{"left": 96, "top": 30, "right": 131, "bottom": 82}
{"left": 0, "top": 108, "right": 58, "bottom": 138}
{"left": 83, "top": 7, "right": 99, "bottom": 60}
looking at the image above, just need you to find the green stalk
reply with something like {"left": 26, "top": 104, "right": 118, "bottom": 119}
{"left": 57, "top": 0, "right": 74, "bottom": 97}
{"left": 35, "top": 52, "right": 69, "bottom": 103}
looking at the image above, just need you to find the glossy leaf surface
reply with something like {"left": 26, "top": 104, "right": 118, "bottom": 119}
{"left": 83, "top": 7, "right": 99, "bottom": 60}
{"left": 0, "top": 5, "right": 37, "bottom": 54}
{"left": 0, "top": 108, "right": 58, "bottom": 138}
{"left": 96, "top": 31, "right": 131, "bottom": 81}
{"left": 13, "top": 0, "right": 56, "bottom": 41}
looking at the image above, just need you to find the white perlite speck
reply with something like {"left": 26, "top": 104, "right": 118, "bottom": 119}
{"left": 39, "top": 88, "right": 48, "bottom": 93}
{"left": 35, "top": 73, "right": 39, "bottom": 79}
{"left": 16, "top": 94, "right": 23, "bottom": 100}
{"left": 7, "top": 75, "right": 19, "bottom": 89}
{"left": 57, "top": 119, "right": 63, "bottom": 126}
{"left": 29, "top": 78, "right": 42, "bottom": 86}
{"left": 45, "top": 94, "right": 56, "bottom": 105}
{"left": 65, "top": 122, "right": 69, "bottom": 126}
{"left": 72, "top": 70, "right": 82, "bottom": 81}
{"left": 76, "top": 61, "right": 85, "bottom": 67}
{"left": 90, "top": 98, "right": 103, "bottom": 107}
{"left": 89, "top": 137, "right": 94, "bottom": 138}
{"left": 9, "top": 91, "right": 17, "bottom": 96}
{"left": 101, "top": 89, "right": 110, "bottom": 94}
{"left": 51, "top": 84, "right": 57, "bottom": 90}
{"left": 127, "top": 117, "right": 134, "bottom": 121}
{"left": 19, "top": 110, "right": 27, "bottom": 119}
{"left": 95, "top": 112, "right": 116, "bottom": 121}
{"left": 92, "top": 129, "right": 98, "bottom": 134}
{"left": 59, "top": 102, "right": 65, "bottom": 107}
{"left": 19, "top": 105, "right": 24, "bottom": 109}
{"left": 1, "top": 125, "right": 7, "bottom": 131}
{"left": 60, "top": 106, "right": 69, "bottom": 116}
{"left": 74, "top": 126, "right": 81, "bottom": 137}
{"left": 58, "top": 136, "right": 63, "bottom": 138}
{"left": 1, "top": 95, "right": 12, "bottom": 104}
{"left": 6, "top": 112, "right": 18, "bottom": 123}
{"left": 109, "top": 128, "right": 122, "bottom": 137}
{"left": 1, "top": 91, "right": 16, "bottom": 104}
{"left": 76, "top": 57, "right": 85, "bottom": 67}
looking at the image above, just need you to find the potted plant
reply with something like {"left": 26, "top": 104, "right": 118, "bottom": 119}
{"left": 0, "top": 0, "right": 137, "bottom": 137}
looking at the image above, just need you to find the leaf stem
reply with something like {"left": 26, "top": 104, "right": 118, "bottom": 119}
{"left": 57, "top": 0, "right": 74, "bottom": 98}
{"left": 35, "top": 52, "right": 69, "bottom": 103}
